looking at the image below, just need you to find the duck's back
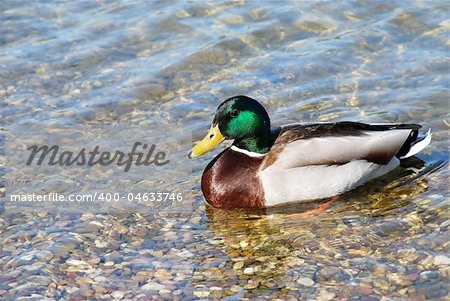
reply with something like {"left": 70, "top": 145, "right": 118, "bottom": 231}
{"left": 259, "top": 122, "right": 431, "bottom": 206}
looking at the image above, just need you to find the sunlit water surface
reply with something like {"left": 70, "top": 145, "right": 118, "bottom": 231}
{"left": 0, "top": 1, "right": 449, "bottom": 300}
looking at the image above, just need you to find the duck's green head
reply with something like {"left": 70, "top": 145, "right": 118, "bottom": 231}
{"left": 191, "top": 95, "right": 271, "bottom": 158}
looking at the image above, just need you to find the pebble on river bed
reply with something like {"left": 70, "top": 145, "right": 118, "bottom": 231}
{"left": 193, "top": 290, "right": 210, "bottom": 298}
{"left": 141, "top": 282, "right": 165, "bottom": 291}
{"left": 434, "top": 255, "right": 450, "bottom": 266}
{"left": 296, "top": 277, "right": 315, "bottom": 287}
{"left": 111, "top": 291, "right": 125, "bottom": 299}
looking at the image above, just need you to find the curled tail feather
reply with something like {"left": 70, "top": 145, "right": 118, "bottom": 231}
{"left": 398, "top": 129, "right": 432, "bottom": 159}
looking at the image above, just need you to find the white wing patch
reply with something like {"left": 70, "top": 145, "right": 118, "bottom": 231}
{"left": 260, "top": 158, "right": 400, "bottom": 206}
{"left": 265, "top": 130, "right": 411, "bottom": 169}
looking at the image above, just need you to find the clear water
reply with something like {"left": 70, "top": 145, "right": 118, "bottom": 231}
{"left": 0, "top": 1, "right": 449, "bottom": 300}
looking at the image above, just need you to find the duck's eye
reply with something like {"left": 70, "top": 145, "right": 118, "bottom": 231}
{"left": 230, "top": 109, "right": 239, "bottom": 118}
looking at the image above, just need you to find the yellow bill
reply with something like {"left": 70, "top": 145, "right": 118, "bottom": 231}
{"left": 190, "top": 124, "right": 225, "bottom": 158}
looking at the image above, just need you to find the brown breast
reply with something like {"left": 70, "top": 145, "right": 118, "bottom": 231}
{"left": 201, "top": 149, "right": 266, "bottom": 209}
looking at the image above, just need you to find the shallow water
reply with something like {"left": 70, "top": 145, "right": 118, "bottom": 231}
{"left": 1, "top": 1, "right": 449, "bottom": 300}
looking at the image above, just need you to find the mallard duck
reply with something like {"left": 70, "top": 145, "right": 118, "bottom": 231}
{"left": 189, "top": 95, "right": 432, "bottom": 209}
